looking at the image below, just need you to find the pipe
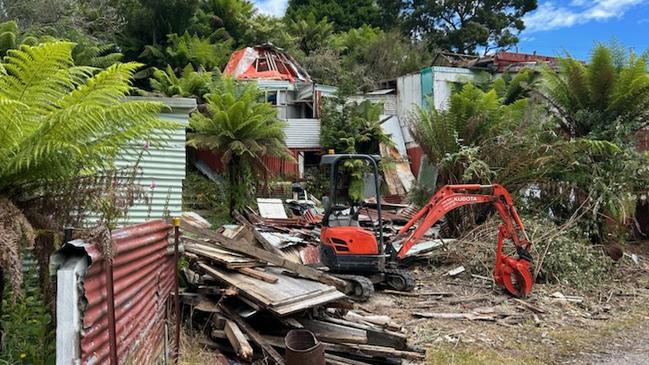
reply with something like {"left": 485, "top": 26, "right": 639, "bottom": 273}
{"left": 172, "top": 217, "right": 181, "bottom": 364}
{"left": 104, "top": 254, "right": 118, "bottom": 365}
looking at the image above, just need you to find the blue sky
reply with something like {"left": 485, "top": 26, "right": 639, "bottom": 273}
{"left": 252, "top": 0, "right": 649, "bottom": 60}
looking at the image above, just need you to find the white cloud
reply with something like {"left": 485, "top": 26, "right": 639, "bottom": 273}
{"left": 524, "top": 0, "right": 647, "bottom": 33}
{"left": 254, "top": 0, "right": 288, "bottom": 17}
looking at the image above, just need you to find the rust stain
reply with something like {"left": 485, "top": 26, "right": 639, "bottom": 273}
{"left": 80, "top": 220, "right": 174, "bottom": 365}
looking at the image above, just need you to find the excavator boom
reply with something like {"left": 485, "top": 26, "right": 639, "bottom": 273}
{"left": 392, "top": 184, "right": 534, "bottom": 297}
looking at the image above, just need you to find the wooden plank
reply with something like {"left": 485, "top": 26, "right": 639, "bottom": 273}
{"left": 182, "top": 222, "right": 350, "bottom": 292}
{"left": 234, "top": 212, "right": 286, "bottom": 256}
{"left": 185, "top": 246, "right": 260, "bottom": 269}
{"left": 237, "top": 267, "right": 279, "bottom": 283}
{"left": 321, "top": 317, "right": 407, "bottom": 350}
{"left": 219, "top": 303, "right": 285, "bottom": 365}
{"left": 224, "top": 319, "right": 253, "bottom": 361}
{"left": 324, "top": 343, "right": 425, "bottom": 361}
{"left": 412, "top": 311, "right": 497, "bottom": 321}
{"left": 186, "top": 242, "right": 261, "bottom": 266}
{"left": 325, "top": 353, "right": 373, "bottom": 365}
{"left": 300, "top": 319, "right": 368, "bottom": 344}
{"left": 198, "top": 263, "right": 345, "bottom": 316}
{"left": 259, "top": 335, "right": 422, "bottom": 361}
{"left": 382, "top": 289, "right": 453, "bottom": 297}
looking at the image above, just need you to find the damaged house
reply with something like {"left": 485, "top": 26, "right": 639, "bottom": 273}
{"left": 196, "top": 44, "right": 336, "bottom": 179}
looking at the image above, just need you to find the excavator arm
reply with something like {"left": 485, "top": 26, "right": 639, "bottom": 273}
{"left": 392, "top": 184, "right": 534, "bottom": 297}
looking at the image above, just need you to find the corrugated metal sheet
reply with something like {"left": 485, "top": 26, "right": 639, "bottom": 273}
{"left": 397, "top": 73, "right": 422, "bottom": 144}
{"left": 77, "top": 220, "right": 175, "bottom": 365}
{"left": 262, "top": 150, "right": 299, "bottom": 178}
{"left": 113, "top": 97, "right": 196, "bottom": 226}
{"left": 284, "top": 119, "right": 320, "bottom": 148}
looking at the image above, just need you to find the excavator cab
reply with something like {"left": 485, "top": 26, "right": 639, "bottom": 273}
{"left": 320, "top": 154, "right": 386, "bottom": 272}
{"left": 319, "top": 154, "right": 414, "bottom": 298}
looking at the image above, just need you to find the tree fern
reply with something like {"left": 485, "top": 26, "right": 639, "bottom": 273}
{"left": 187, "top": 78, "right": 291, "bottom": 213}
{"left": 0, "top": 41, "right": 175, "bottom": 298}
{"left": 541, "top": 43, "right": 649, "bottom": 139}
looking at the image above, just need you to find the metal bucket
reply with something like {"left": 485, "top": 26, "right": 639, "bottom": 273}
{"left": 284, "top": 329, "right": 325, "bottom": 365}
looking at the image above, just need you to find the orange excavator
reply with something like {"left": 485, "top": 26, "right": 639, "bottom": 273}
{"left": 319, "top": 154, "right": 534, "bottom": 300}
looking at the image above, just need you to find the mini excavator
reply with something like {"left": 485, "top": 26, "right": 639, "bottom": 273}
{"left": 319, "top": 154, "right": 534, "bottom": 300}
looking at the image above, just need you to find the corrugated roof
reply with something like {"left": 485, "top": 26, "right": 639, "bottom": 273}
{"left": 284, "top": 119, "right": 321, "bottom": 149}
{"left": 74, "top": 220, "right": 175, "bottom": 365}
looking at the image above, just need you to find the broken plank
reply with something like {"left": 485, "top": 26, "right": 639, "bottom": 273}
{"left": 224, "top": 319, "right": 253, "bottom": 361}
{"left": 185, "top": 244, "right": 261, "bottom": 269}
{"left": 300, "top": 319, "right": 368, "bottom": 344}
{"left": 219, "top": 303, "right": 285, "bottom": 365}
{"left": 382, "top": 289, "right": 453, "bottom": 297}
{"left": 234, "top": 212, "right": 286, "bottom": 256}
{"left": 512, "top": 298, "right": 546, "bottom": 314}
{"left": 237, "top": 267, "right": 279, "bottom": 283}
{"left": 320, "top": 317, "right": 407, "bottom": 350}
{"left": 182, "top": 222, "right": 349, "bottom": 292}
{"left": 325, "top": 353, "right": 373, "bottom": 365}
{"left": 412, "top": 311, "right": 497, "bottom": 321}
{"left": 324, "top": 343, "right": 425, "bottom": 361}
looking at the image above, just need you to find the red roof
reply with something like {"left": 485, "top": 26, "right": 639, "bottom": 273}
{"left": 223, "top": 45, "right": 311, "bottom": 83}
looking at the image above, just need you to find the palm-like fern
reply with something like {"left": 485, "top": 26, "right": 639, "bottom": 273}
{"left": 410, "top": 82, "right": 527, "bottom": 177}
{"left": 150, "top": 64, "right": 219, "bottom": 99}
{"left": 540, "top": 44, "right": 649, "bottom": 139}
{"left": 288, "top": 13, "right": 334, "bottom": 56}
{"left": 0, "top": 42, "right": 174, "bottom": 297}
{"left": 187, "top": 78, "right": 291, "bottom": 213}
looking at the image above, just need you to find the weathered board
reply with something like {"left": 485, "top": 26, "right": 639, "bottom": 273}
{"left": 198, "top": 263, "right": 345, "bottom": 316}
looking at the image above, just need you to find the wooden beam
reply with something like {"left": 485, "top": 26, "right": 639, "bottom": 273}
{"left": 182, "top": 222, "right": 349, "bottom": 292}
{"left": 234, "top": 212, "right": 285, "bottom": 256}
{"left": 224, "top": 319, "right": 253, "bottom": 361}
{"left": 219, "top": 303, "right": 285, "bottom": 364}
{"left": 237, "top": 267, "right": 279, "bottom": 283}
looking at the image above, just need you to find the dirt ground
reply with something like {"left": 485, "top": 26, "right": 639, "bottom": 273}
{"left": 356, "top": 257, "right": 649, "bottom": 365}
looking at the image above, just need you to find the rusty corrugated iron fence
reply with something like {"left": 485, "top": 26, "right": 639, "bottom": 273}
{"left": 74, "top": 220, "right": 175, "bottom": 364}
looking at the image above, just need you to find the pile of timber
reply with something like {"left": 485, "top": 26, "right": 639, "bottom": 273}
{"left": 181, "top": 219, "right": 425, "bottom": 364}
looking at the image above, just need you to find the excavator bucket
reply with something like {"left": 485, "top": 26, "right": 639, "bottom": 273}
{"left": 494, "top": 256, "right": 533, "bottom": 297}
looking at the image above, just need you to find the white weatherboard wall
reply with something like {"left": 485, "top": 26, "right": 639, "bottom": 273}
{"left": 284, "top": 119, "right": 321, "bottom": 148}
{"left": 429, "top": 66, "right": 475, "bottom": 110}
{"left": 115, "top": 97, "right": 196, "bottom": 226}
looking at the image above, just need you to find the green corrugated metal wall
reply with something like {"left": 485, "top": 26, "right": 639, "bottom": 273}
{"left": 420, "top": 67, "right": 433, "bottom": 107}
{"left": 112, "top": 97, "right": 196, "bottom": 226}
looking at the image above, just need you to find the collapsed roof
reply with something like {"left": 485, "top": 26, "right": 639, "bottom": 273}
{"left": 223, "top": 44, "right": 312, "bottom": 83}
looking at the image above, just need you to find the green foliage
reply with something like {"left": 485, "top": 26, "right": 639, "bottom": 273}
{"left": 0, "top": 41, "right": 173, "bottom": 194}
{"left": 246, "top": 15, "right": 297, "bottom": 52}
{"left": 320, "top": 98, "right": 393, "bottom": 200}
{"left": 326, "top": 27, "right": 431, "bottom": 91}
{"left": 286, "top": 0, "right": 383, "bottom": 32}
{"left": 535, "top": 225, "right": 613, "bottom": 288}
{"left": 0, "top": 20, "right": 124, "bottom": 68}
{"left": 540, "top": 44, "right": 649, "bottom": 140}
{"left": 188, "top": 78, "right": 291, "bottom": 213}
{"left": 183, "top": 171, "right": 230, "bottom": 226}
{"left": 164, "top": 31, "right": 231, "bottom": 70}
{"left": 397, "top": 0, "right": 538, "bottom": 54}
{"left": 410, "top": 82, "right": 526, "bottom": 185}
{"left": 288, "top": 13, "right": 334, "bottom": 56}
{"left": 197, "top": 0, "right": 255, "bottom": 45}
{"left": 150, "top": 64, "right": 219, "bottom": 99}
{"left": 1, "top": 264, "right": 55, "bottom": 364}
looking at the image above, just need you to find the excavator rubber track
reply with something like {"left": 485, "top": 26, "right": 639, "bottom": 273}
{"left": 334, "top": 274, "right": 375, "bottom": 302}
{"left": 383, "top": 268, "right": 416, "bottom": 292}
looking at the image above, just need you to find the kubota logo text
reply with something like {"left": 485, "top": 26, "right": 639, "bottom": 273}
{"left": 453, "top": 196, "right": 479, "bottom": 202}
